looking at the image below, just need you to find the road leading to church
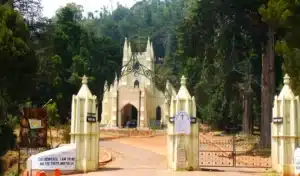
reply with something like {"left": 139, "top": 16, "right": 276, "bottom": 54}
{"left": 69, "top": 140, "right": 263, "bottom": 176}
{"left": 68, "top": 139, "right": 267, "bottom": 176}
{"left": 100, "top": 140, "right": 166, "bottom": 171}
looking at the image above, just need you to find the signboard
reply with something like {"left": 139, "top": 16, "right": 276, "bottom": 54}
{"left": 273, "top": 117, "right": 283, "bottom": 124}
{"left": 29, "top": 119, "right": 42, "bottom": 129}
{"left": 295, "top": 148, "right": 300, "bottom": 175}
{"left": 86, "top": 112, "right": 96, "bottom": 122}
{"left": 31, "top": 144, "right": 76, "bottom": 170}
{"left": 19, "top": 108, "right": 47, "bottom": 148}
{"left": 174, "top": 111, "right": 191, "bottom": 135}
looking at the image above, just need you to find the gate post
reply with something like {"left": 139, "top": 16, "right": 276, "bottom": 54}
{"left": 70, "top": 75, "right": 99, "bottom": 172}
{"left": 271, "top": 74, "right": 300, "bottom": 175}
{"left": 167, "top": 76, "right": 199, "bottom": 171}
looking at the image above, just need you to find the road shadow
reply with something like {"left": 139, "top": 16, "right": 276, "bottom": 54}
{"left": 99, "top": 167, "right": 124, "bottom": 171}
{"left": 198, "top": 168, "right": 224, "bottom": 172}
{"left": 198, "top": 167, "right": 268, "bottom": 174}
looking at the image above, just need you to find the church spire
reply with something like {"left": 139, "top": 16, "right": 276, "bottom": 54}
{"left": 128, "top": 42, "right": 132, "bottom": 57}
{"left": 123, "top": 37, "right": 128, "bottom": 57}
{"left": 146, "top": 37, "right": 151, "bottom": 52}
{"left": 150, "top": 41, "right": 154, "bottom": 58}
{"left": 123, "top": 37, "right": 131, "bottom": 66}
{"left": 146, "top": 37, "right": 152, "bottom": 61}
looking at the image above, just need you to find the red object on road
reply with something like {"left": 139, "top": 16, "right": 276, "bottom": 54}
{"left": 23, "top": 169, "right": 29, "bottom": 176}
{"left": 36, "top": 171, "right": 46, "bottom": 176}
{"left": 54, "top": 169, "right": 61, "bottom": 176}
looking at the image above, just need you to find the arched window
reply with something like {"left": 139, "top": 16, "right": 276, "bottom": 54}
{"left": 134, "top": 80, "right": 139, "bottom": 88}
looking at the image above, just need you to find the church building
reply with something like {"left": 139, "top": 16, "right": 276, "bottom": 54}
{"left": 100, "top": 38, "right": 176, "bottom": 128}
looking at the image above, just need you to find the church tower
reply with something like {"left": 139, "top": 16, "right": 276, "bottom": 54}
{"left": 101, "top": 37, "right": 173, "bottom": 129}
{"left": 120, "top": 37, "right": 155, "bottom": 91}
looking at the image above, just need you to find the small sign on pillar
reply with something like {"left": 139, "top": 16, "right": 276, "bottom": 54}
{"left": 86, "top": 113, "right": 96, "bottom": 123}
{"left": 174, "top": 111, "right": 191, "bottom": 135}
{"left": 272, "top": 117, "right": 283, "bottom": 124}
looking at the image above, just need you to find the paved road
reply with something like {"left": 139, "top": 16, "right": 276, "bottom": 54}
{"left": 68, "top": 140, "right": 267, "bottom": 176}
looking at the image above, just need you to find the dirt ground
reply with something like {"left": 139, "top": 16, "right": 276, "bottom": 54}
{"left": 96, "top": 134, "right": 273, "bottom": 176}
{"left": 111, "top": 135, "right": 167, "bottom": 155}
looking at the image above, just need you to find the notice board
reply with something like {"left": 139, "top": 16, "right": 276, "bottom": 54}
{"left": 19, "top": 108, "right": 48, "bottom": 148}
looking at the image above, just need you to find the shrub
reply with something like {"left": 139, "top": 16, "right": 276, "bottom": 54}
{"left": 0, "top": 123, "right": 16, "bottom": 157}
{"left": 61, "top": 124, "right": 71, "bottom": 143}
{"left": 0, "top": 122, "right": 17, "bottom": 174}
{"left": 46, "top": 103, "right": 60, "bottom": 127}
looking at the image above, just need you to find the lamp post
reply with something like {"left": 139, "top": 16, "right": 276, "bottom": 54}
{"left": 42, "top": 99, "right": 53, "bottom": 108}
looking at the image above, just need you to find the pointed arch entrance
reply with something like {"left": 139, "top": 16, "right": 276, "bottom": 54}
{"left": 156, "top": 106, "right": 161, "bottom": 121}
{"left": 119, "top": 103, "right": 138, "bottom": 127}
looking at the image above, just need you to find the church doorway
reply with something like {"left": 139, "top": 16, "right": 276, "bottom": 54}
{"left": 156, "top": 106, "right": 161, "bottom": 121}
{"left": 120, "top": 104, "right": 138, "bottom": 128}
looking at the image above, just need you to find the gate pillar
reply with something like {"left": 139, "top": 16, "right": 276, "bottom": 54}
{"left": 70, "top": 75, "right": 99, "bottom": 172}
{"left": 272, "top": 74, "right": 300, "bottom": 175}
{"left": 167, "top": 76, "right": 199, "bottom": 171}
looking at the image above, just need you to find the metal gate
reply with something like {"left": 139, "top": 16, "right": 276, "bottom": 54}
{"left": 199, "top": 132, "right": 271, "bottom": 168}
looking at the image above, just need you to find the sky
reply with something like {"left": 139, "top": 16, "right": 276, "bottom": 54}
{"left": 41, "top": 0, "right": 137, "bottom": 18}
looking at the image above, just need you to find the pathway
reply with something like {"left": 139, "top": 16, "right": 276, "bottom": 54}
{"left": 69, "top": 140, "right": 267, "bottom": 176}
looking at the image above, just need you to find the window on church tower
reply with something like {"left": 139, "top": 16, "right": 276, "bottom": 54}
{"left": 134, "top": 80, "right": 139, "bottom": 88}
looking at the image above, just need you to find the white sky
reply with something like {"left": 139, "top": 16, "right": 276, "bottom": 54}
{"left": 41, "top": 0, "right": 137, "bottom": 18}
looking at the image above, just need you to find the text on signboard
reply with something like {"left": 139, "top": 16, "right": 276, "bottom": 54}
{"left": 37, "top": 156, "right": 75, "bottom": 166}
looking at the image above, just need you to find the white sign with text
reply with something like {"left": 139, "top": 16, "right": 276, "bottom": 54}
{"left": 174, "top": 111, "right": 191, "bottom": 135}
{"left": 295, "top": 148, "right": 300, "bottom": 174}
{"left": 30, "top": 144, "right": 76, "bottom": 170}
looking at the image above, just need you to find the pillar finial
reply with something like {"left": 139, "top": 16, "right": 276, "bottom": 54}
{"left": 180, "top": 75, "right": 186, "bottom": 86}
{"left": 82, "top": 75, "right": 88, "bottom": 84}
{"left": 283, "top": 74, "right": 290, "bottom": 85}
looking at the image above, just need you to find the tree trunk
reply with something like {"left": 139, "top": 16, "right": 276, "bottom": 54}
{"left": 243, "top": 91, "right": 253, "bottom": 135}
{"left": 260, "top": 26, "right": 275, "bottom": 148}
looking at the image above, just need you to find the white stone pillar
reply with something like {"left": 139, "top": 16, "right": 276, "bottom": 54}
{"left": 167, "top": 96, "right": 176, "bottom": 169}
{"left": 70, "top": 75, "right": 99, "bottom": 173}
{"left": 167, "top": 76, "right": 199, "bottom": 171}
{"left": 271, "top": 74, "right": 300, "bottom": 175}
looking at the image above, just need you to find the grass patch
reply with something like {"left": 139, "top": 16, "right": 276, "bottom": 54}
{"left": 1, "top": 150, "right": 28, "bottom": 176}
{"left": 264, "top": 169, "right": 279, "bottom": 176}
{"left": 2, "top": 125, "right": 69, "bottom": 174}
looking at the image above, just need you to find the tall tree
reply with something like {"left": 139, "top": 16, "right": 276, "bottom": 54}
{"left": 0, "top": 3, "right": 37, "bottom": 162}
{"left": 258, "top": 0, "right": 294, "bottom": 147}
{"left": 176, "top": 0, "right": 266, "bottom": 130}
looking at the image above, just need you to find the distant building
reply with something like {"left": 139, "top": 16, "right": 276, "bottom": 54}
{"left": 101, "top": 38, "right": 176, "bottom": 128}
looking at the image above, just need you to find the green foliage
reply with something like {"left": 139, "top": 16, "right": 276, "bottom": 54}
{"left": 175, "top": 0, "right": 264, "bottom": 128}
{"left": 0, "top": 122, "right": 16, "bottom": 156}
{"left": 84, "top": 0, "right": 184, "bottom": 57}
{"left": 0, "top": 4, "right": 37, "bottom": 104}
{"left": 5, "top": 170, "right": 18, "bottom": 176}
{"left": 28, "top": 3, "right": 122, "bottom": 121}
{"left": 61, "top": 124, "right": 71, "bottom": 143}
{"left": 46, "top": 102, "right": 60, "bottom": 126}
{"left": 0, "top": 5, "right": 36, "bottom": 175}
{"left": 259, "top": 0, "right": 294, "bottom": 28}
{"left": 263, "top": 1, "right": 300, "bottom": 96}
